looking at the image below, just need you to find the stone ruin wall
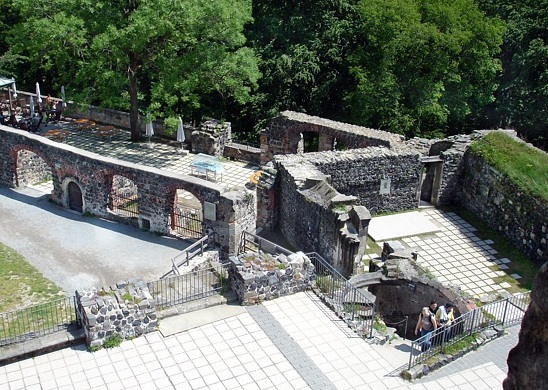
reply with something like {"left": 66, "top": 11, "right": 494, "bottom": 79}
{"left": 228, "top": 251, "right": 315, "bottom": 305}
{"left": 0, "top": 127, "right": 255, "bottom": 257}
{"left": 191, "top": 119, "right": 231, "bottom": 157}
{"left": 272, "top": 157, "right": 369, "bottom": 275}
{"left": 261, "top": 110, "right": 404, "bottom": 165}
{"left": 76, "top": 278, "right": 158, "bottom": 349}
{"left": 458, "top": 150, "right": 548, "bottom": 265}
{"left": 307, "top": 147, "right": 423, "bottom": 214}
{"left": 14, "top": 149, "right": 52, "bottom": 187}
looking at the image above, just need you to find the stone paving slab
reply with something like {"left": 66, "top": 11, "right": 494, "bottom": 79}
{"left": 368, "top": 211, "right": 441, "bottom": 241}
{"left": 160, "top": 304, "right": 246, "bottom": 337}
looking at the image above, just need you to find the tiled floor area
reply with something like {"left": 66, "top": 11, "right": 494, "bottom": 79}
{"left": 366, "top": 209, "right": 515, "bottom": 299}
{"left": 33, "top": 119, "right": 259, "bottom": 191}
{"left": 0, "top": 292, "right": 513, "bottom": 390}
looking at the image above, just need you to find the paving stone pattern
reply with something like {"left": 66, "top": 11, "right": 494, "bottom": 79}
{"left": 35, "top": 119, "right": 259, "bottom": 190}
{"left": 401, "top": 209, "right": 514, "bottom": 299}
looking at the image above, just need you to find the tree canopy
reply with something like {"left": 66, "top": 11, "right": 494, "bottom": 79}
{"left": 3, "top": 0, "right": 260, "bottom": 140}
{"left": 1, "top": 0, "right": 541, "bottom": 146}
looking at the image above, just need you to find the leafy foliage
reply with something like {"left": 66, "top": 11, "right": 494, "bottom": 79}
{"left": 3, "top": 0, "right": 259, "bottom": 140}
{"left": 344, "top": 0, "right": 504, "bottom": 138}
{"left": 476, "top": 0, "right": 548, "bottom": 150}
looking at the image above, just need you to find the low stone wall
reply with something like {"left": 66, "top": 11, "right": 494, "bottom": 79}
{"left": 76, "top": 278, "right": 157, "bottom": 349}
{"left": 458, "top": 151, "right": 548, "bottom": 265}
{"left": 228, "top": 251, "right": 315, "bottom": 305}
{"left": 224, "top": 143, "right": 261, "bottom": 165}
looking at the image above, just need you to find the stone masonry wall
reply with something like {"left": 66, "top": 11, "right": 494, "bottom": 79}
{"left": 191, "top": 119, "right": 231, "bottom": 157}
{"left": 261, "top": 111, "right": 404, "bottom": 165}
{"left": 277, "top": 148, "right": 423, "bottom": 215}
{"left": 15, "top": 150, "right": 51, "bottom": 187}
{"left": 458, "top": 151, "right": 548, "bottom": 265}
{"left": 0, "top": 126, "right": 254, "bottom": 257}
{"left": 76, "top": 278, "right": 157, "bottom": 349}
{"left": 228, "top": 251, "right": 315, "bottom": 305}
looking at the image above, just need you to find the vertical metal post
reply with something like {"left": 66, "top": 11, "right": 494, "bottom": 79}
{"left": 502, "top": 298, "right": 509, "bottom": 326}
{"left": 404, "top": 316, "right": 408, "bottom": 340}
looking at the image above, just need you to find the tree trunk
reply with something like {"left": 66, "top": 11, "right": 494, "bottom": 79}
{"left": 128, "top": 54, "right": 141, "bottom": 142}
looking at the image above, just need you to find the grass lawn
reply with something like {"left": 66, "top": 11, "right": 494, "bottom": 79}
{"left": 0, "top": 242, "right": 64, "bottom": 313}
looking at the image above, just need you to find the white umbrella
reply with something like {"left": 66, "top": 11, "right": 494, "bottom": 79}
{"left": 61, "top": 86, "right": 66, "bottom": 108}
{"left": 30, "top": 96, "right": 35, "bottom": 118}
{"left": 12, "top": 82, "right": 17, "bottom": 98}
{"left": 36, "top": 82, "right": 42, "bottom": 103}
{"left": 177, "top": 117, "right": 185, "bottom": 148}
{"left": 145, "top": 120, "right": 154, "bottom": 138}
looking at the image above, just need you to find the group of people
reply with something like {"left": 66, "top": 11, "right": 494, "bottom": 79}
{"left": 414, "top": 299, "right": 455, "bottom": 352}
{"left": 0, "top": 94, "right": 62, "bottom": 131}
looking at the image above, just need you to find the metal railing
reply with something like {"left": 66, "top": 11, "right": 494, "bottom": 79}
{"left": 148, "top": 265, "right": 227, "bottom": 309}
{"left": 162, "top": 233, "right": 216, "bottom": 278}
{"left": 0, "top": 296, "right": 78, "bottom": 346}
{"left": 408, "top": 291, "right": 530, "bottom": 370}
{"left": 306, "top": 252, "right": 376, "bottom": 339}
{"left": 238, "top": 231, "right": 293, "bottom": 256}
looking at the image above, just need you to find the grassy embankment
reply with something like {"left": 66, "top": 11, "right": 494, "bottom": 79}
{"left": 458, "top": 132, "right": 548, "bottom": 292}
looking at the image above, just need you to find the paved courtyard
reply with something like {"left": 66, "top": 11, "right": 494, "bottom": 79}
{"left": 367, "top": 209, "right": 519, "bottom": 299}
{"left": 0, "top": 291, "right": 515, "bottom": 390}
{"left": 32, "top": 118, "right": 260, "bottom": 191}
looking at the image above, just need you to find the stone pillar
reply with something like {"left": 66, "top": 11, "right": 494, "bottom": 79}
{"left": 318, "top": 133, "right": 334, "bottom": 151}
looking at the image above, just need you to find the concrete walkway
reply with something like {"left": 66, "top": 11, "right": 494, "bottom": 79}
{"left": 0, "top": 291, "right": 518, "bottom": 389}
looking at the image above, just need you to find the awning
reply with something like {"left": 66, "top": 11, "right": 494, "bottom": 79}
{"left": 0, "top": 77, "right": 16, "bottom": 88}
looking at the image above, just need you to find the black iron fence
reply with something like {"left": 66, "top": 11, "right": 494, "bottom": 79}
{"left": 306, "top": 252, "right": 376, "bottom": 339}
{"left": 0, "top": 296, "right": 78, "bottom": 347}
{"left": 148, "top": 265, "right": 227, "bottom": 309}
{"left": 408, "top": 291, "right": 530, "bottom": 370}
{"left": 109, "top": 188, "right": 139, "bottom": 218}
{"left": 172, "top": 205, "right": 203, "bottom": 239}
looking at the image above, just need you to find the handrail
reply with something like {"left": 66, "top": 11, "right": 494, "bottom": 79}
{"left": 407, "top": 291, "right": 530, "bottom": 370}
{"left": 238, "top": 230, "right": 294, "bottom": 256}
{"left": 161, "top": 233, "right": 216, "bottom": 279}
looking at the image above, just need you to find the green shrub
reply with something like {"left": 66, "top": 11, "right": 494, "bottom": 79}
{"left": 103, "top": 334, "right": 122, "bottom": 349}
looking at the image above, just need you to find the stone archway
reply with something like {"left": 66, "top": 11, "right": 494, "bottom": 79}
{"left": 67, "top": 181, "right": 83, "bottom": 212}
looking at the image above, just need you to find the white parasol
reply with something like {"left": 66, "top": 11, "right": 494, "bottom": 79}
{"left": 61, "top": 86, "right": 66, "bottom": 108}
{"left": 29, "top": 96, "right": 35, "bottom": 118}
{"left": 12, "top": 82, "right": 17, "bottom": 98}
{"left": 177, "top": 117, "right": 185, "bottom": 149}
{"left": 35, "top": 82, "right": 42, "bottom": 103}
{"left": 145, "top": 118, "right": 154, "bottom": 139}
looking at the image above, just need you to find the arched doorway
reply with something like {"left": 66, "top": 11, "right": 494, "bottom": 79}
{"left": 67, "top": 182, "right": 83, "bottom": 212}
{"left": 170, "top": 189, "right": 203, "bottom": 239}
{"left": 108, "top": 175, "right": 139, "bottom": 218}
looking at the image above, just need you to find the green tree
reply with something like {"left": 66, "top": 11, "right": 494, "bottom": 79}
{"left": 344, "top": 0, "right": 504, "bottom": 138}
{"left": 477, "top": 0, "right": 548, "bottom": 149}
{"left": 3, "top": 0, "right": 259, "bottom": 141}
{"left": 245, "top": 0, "right": 355, "bottom": 131}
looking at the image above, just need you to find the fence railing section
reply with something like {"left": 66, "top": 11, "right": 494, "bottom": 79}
{"left": 148, "top": 265, "right": 227, "bottom": 309}
{"left": 162, "top": 233, "right": 216, "bottom": 278}
{"left": 109, "top": 189, "right": 139, "bottom": 218}
{"left": 408, "top": 291, "right": 530, "bottom": 370}
{"left": 238, "top": 231, "right": 294, "bottom": 256}
{"left": 0, "top": 296, "right": 78, "bottom": 347}
{"left": 306, "top": 252, "right": 376, "bottom": 339}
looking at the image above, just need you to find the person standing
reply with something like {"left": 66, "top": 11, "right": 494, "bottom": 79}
{"left": 435, "top": 302, "right": 455, "bottom": 342}
{"left": 415, "top": 307, "right": 438, "bottom": 352}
